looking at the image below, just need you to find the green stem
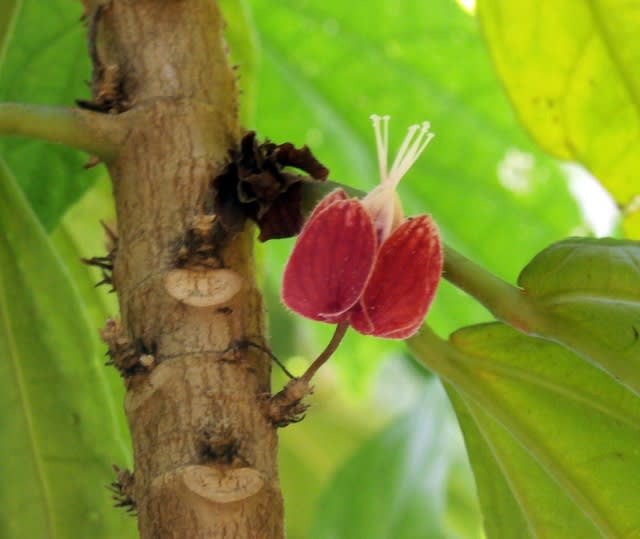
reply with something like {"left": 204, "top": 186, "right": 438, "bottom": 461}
{"left": 442, "top": 245, "right": 540, "bottom": 332}
{"left": 0, "top": 103, "right": 126, "bottom": 161}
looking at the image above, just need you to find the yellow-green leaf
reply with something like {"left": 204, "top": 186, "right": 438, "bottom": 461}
{"left": 478, "top": 0, "right": 639, "bottom": 234}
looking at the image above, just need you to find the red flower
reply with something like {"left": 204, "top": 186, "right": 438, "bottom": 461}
{"left": 282, "top": 116, "right": 442, "bottom": 339}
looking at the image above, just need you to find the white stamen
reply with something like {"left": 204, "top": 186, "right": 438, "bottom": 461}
{"left": 370, "top": 114, "right": 390, "bottom": 183}
{"left": 391, "top": 122, "right": 434, "bottom": 183}
{"left": 389, "top": 121, "right": 434, "bottom": 186}
{"left": 370, "top": 116, "right": 435, "bottom": 188}
{"left": 389, "top": 124, "right": 420, "bottom": 180}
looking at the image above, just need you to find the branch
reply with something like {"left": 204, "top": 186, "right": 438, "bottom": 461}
{"left": 0, "top": 103, "right": 126, "bottom": 161}
{"left": 88, "top": 0, "right": 286, "bottom": 534}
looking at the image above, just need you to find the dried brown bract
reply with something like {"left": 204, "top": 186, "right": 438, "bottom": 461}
{"left": 78, "top": 2, "right": 131, "bottom": 114}
{"left": 109, "top": 465, "right": 136, "bottom": 514}
{"left": 267, "top": 378, "right": 312, "bottom": 428}
{"left": 81, "top": 220, "right": 118, "bottom": 290}
{"left": 211, "top": 131, "right": 329, "bottom": 241}
{"left": 101, "top": 319, "right": 156, "bottom": 378}
{"left": 173, "top": 214, "right": 226, "bottom": 269}
{"left": 198, "top": 429, "right": 245, "bottom": 467}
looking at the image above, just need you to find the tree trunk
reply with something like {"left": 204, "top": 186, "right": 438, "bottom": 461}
{"left": 87, "top": 1, "right": 285, "bottom": 536}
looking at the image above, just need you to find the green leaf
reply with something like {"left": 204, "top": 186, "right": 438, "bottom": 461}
{"left": 477, "top": 0, "right": 639, "bottom": 232}
{"left": 50, "top": 173, "right": 119, "bottom": 331}
{"left": 0, "top": 0, "right": 20, "bottom": 70}
{"left": 220, "top": 0, "right": 260, "bottom": 124}
{"left": 411, "top": 323, "right": 640, "bottom": 539}
{"left": 0, "top": 158, "right": 135, "bottom": 538}
{"left": 520, "top": 237, "right": 640, "bottom": 396}
{"left": 250, "top": 0, "right": 580, "bottom": 277}
{"left": 49, "top": 174, "right": 130, "bottom": 461}
{"left": 445, "top": 387, "right": 532, "bottom": 539}
{"left": 0, "top": 0, "right": 97, "bottom": 230}
{"left": 278, "top": 382, "right": 377, "bottom": 539}
{"left": 245, "top": 0, "right": 582, "bottom": 387}
{"left": 310, "top": 379, "right": 482, "bottom": 539}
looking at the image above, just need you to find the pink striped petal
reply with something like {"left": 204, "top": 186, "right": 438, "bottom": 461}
{"left": 350, "top": 215, "right": 442, "bottom": 338}
{"left": 282, "top": 196, "right": 377, "bottom": 323}
{"left": 307, "top": 188, "right": 349, "bottom": 222}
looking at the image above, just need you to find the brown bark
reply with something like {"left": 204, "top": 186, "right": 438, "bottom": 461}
{"left": 87, "top": 1, "right": 285, "bottom": 537}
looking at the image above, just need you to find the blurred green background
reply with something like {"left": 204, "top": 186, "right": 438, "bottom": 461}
{"left": 1, "top": 0, "right": 628, "bottom": 537}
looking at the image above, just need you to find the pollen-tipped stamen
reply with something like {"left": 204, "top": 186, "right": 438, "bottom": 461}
{"left": 388, "top": 121, "right": 434, "bottom": 187}
{"left": 388, "top": 124, "right": 420, "bottom": 184}
{"left": 370, "top": 114, "right": 390, "bottom": 183}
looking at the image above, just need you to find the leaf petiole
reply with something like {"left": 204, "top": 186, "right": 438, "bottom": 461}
{"left": 0, "top": 102, "right": 126, "bottom": 161}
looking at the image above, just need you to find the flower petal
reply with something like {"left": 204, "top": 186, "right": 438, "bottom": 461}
{"left": 282, "top": 196, "right": 377, "bottom": 323}
{"left": 307, "top": 188, "right": 349, "bottom": 221}
{"left": 350, "top": 215, "right": 442, "bottom": 338}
